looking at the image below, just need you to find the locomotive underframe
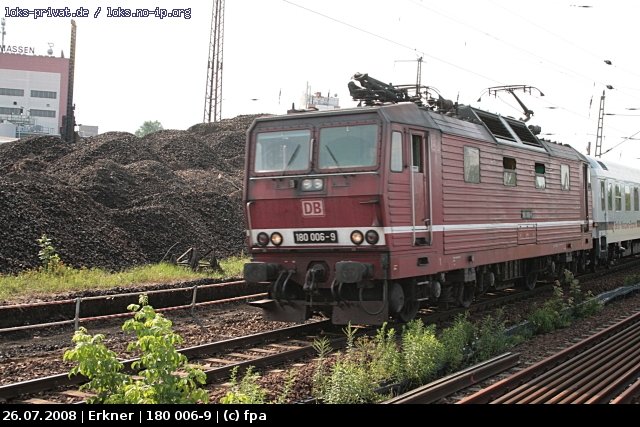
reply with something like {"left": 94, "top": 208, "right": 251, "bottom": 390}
{"left": 247, "top": 247, "right": 592, "bottom": 324}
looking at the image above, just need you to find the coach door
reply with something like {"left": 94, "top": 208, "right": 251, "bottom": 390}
{"left": 410, "top": 130, "right": 431, "bottom": 245}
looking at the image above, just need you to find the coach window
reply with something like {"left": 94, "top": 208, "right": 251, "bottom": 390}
{"left": 560, "top": 164, "right": 570, "bottom": 190}
{"left": 503, "top": 157, "right": 516, "bottom": 186}
{"left": 464, "top": 146, "right": 480, "bottom": 183}
{"left": 607, "top": 182, "right": 613, "bottom": 211}
{"left": 535, "top": 163, "right": 546, "bottom": 189}
{"left": 625, "top": 185, "right": 631, "bottom": 211}
{"left": 391, "top": 132, "right": 403, "bottom": 172}
{"left": 615, "top": 184, "right": 622, "bottom": 211}
{"left": 600, "top": 181, "right": 606, "bottom": 210}
{"left": 635, "top": 187, "right": 639, "bottom": 211}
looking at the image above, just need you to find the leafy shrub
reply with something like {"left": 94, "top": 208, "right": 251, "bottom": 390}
{"left": 569, "top": 281, "right": 602, "bottom": 318}
{"left": 322, "top": 357, "right": 380, "bottom": 404}
{"left": 401, "top": 320, "right": 444, "bottom": 384}
{"left": 37, "top": 234, "right": 64, "bottom": 273}
{"left": 311, "top": 336, "right": 332, "bottom": 399}
{"left": 440, "top": 313, "right": 474, "bottom": 371}
{"left": 220, "top": 366, "right": 267, "bottom": 404}
{"left": 63, "top": 295, "right": 208, "bottom": 404}
{"left": 368, "top": 323, "right": 403, "bottom": 382}
{"left": 623, "top": 273, "right": 640, "bottom": 286}
{"left": 474, "top": 310, "right": 509, "bottom": 361}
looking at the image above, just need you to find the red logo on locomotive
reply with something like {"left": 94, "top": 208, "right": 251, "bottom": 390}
{"left": 301, "top": 200, "right": 325, "bottom": 217}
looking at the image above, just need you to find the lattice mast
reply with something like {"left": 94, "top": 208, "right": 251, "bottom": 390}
{"left": 594, "top": 90, "right": 606, "bottom": 158}
{"left": 203, "top": 0, "right": 225, "bottom": 123}
{"left": 63, "top": 19, "right": 77, "bottom": 142}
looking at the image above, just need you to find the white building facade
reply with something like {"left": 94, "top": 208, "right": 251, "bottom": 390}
{"left": 0, "top": 52, "right": 69, "bottom": 137}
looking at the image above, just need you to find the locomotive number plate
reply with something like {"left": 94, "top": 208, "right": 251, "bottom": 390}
{"left": 293, "top": 230, "right": 338, "bottom": 244}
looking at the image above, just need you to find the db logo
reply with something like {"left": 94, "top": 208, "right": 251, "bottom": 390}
{"left": 302, "top": 200, "right": 325, "bottom": 217}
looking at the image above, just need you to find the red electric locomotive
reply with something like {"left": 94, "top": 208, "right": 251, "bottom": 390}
{"left": 243, "top": 73, "right": 592, "bottom": 325}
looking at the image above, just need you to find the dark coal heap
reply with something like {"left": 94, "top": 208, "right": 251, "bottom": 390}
{"left": 0, "top": 115, "right": 261, "bottom": 274}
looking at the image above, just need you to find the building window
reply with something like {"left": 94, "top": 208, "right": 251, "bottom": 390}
{"left": 607, "top": 182, "right": 613, "bottom": 211}
{"left": 535, "top": 163, "right": 546, "bottom": 189}
{"left": 0, "top": 106, "right": 21, "bottom": 115}
{"left": 30, "top": 90, "right": 57, "bottom": 99}
{"left": 390, "top": 131, "right": 403, "bottom": 172}
{"left": 464, "top": 146, "right": 480, "bottom": 183}
{"left": 625, "top": 185, "right": 631, "bottom": 211}
{"left": 560, "top": 164, "right": 570, "bottom": 190}
{"left": 503, "top": 157, "right": 516, "bottom": 186}
{"left": 634, "top": 187, "right": 639, "bottom": 211}
{"left": 615, "top": 184, "right": 622, "bottom": 211}
{"left": 600, "top": 180, "right": 605, "bottom": 210}
{"left": 30, "top": 109, "right": 56, "bottom": 118}
{"left": 0, "top": 88, "right": 24, "bottom": 96}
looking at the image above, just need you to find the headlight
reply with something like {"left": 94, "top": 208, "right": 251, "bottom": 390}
{"left": 270, "top": 232, "right": 283, "bottom": 246}
{"left": 365, "top": 230, "right": 379, "bottom": 245}
{"left": 350, "top": 230, "right": 364, "bottom": 245}
{"left": 257, "top": 232, "right": 269, "bottom": 246}
{"left": 301, "top": 178, "right": 324, "bottom": 191}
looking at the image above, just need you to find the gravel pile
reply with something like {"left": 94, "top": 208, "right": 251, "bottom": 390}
{"left": 0, "top": 115, "right": 261, "bottom": 273}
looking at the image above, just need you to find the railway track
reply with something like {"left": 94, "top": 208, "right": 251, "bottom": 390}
{"left": 0, "top": 281, "right": 561, "bottom": 404}
{"left": 0, "top": 279, "right": 266, "bottom": 333}
{"left": 0, "top": 319, "right": 335, "bottom": 403}
{"left": 457, "top": 311, "right": 640, "bottom": 404}
{"left": 3, "top": 261, "right": 640, "bottom": 404}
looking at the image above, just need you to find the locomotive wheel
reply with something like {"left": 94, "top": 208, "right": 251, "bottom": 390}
{"left": 523, "top": 271, "right": 538, "bottom": 290}
{"left": 455, "top": 282, "right": 474, "bottom": 308}
{"left": 396, "top": 299, "right": 419, "bottom": 322}
{"left": 389, "top": 282, "right": 405, "bottom": 314}
{"left": 475, "top": 271, "right": 493, "bottom": 297}
{"left": 392, "top": 282, "right": 419, "bottom": 322}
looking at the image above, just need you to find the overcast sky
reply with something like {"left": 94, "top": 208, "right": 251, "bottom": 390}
{"left": 4, "top": 0, "right": 640, "bottom": 165}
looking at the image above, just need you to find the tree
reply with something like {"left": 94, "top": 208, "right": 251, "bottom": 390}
{"left": 135, "top": 120, "right": 163, "bottom": 137}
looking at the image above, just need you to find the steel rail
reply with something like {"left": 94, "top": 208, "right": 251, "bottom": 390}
{"left": 384, "top": 352, "right": 520, "bottom": 404}
{"left": 457, "top": 311, "right": 640, "bottom": 404}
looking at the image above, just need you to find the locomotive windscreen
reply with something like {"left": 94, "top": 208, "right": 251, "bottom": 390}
{"left": 318, "top": 124, "right": 378, "bottom": 169}
{"left": 254, "top": 129, "right": 311, "bottom": 173}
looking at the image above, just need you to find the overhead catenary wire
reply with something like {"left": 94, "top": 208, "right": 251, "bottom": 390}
{"left": 281, "top": 0, "right": 503, "bottom": 85}
{"left": 282, "top": 0, "right": 639, "bottom": 155}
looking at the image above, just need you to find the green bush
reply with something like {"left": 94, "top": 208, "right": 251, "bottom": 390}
{"left": 623, "top": 273, "right": 640, "bottom": 286}
{"left": 219, "top": 366, "right": 267, "bottom": 404}
{"left": 401, "top": 320, "right": 444, "bottom": 384}
{"left": 311, "top": 337, "right": 332, "bottom": 400}
{"left": 369, "top": 323, "right": 403, "bottom": 382}
{"left": 569, "top": 281, "right": 602, "bottom": 318}
{"left": 322, "top": 357, "right": 380, "bottom": 404}
{"left": 63, "top": 295, "right": 208, "bottom": 404}
{"left": 474, "top": 310, "right": 509, "bottom": 361}
{"left": 440, "top": 313, "right": 474, "bottom": 372}
{"left": 37, "top": 234, "right": 64, "bottom": 273}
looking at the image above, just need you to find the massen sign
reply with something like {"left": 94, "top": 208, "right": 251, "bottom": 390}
{"left": 0, "top": 45, "right": 36, "bottom": 55}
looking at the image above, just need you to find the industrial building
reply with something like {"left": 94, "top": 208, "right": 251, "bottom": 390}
{"left": 0, "top": 51, "right": 70, "bottom": 138}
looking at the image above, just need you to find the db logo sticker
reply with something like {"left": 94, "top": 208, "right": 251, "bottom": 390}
{"left": 302, "top": 200, "right": 325, "bottom": 217}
